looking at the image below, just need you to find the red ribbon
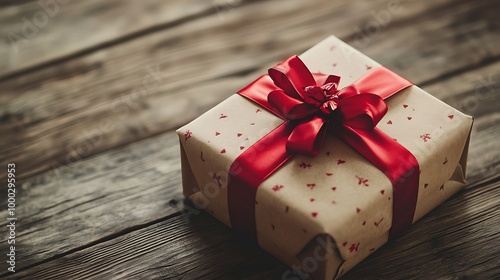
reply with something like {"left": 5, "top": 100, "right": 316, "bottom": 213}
{"left": 228, "top": 55, "right": 419, "bottom": 240}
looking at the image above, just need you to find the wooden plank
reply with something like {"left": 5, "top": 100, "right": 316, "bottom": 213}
{"left": 0, "top": 0, "right": 218, "bottom": 78}
{"left": 0, "top": 132, "right": 184, "bottom": 272}
{"left": 3, "top": 210, "right": 290, "bottom": 279}
{"left": 0, "top": 59, "right": 498, "bottom": 273}
{"left": 3, "top": 175, "right": 498, "bottom": 279}
{"left": 1, "top": 0, "right": 484, "bottom": 181}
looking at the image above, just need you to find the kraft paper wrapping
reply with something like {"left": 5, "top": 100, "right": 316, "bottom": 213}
{"left": 177, "top": 36, "right": 473, "bottom": 279}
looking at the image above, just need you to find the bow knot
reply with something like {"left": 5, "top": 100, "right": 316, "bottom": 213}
{"left": 266, "top": 55, "right": 387, "bottom": 156}
{"left": 303, "top": 82, "right": 341, "bottom": 114}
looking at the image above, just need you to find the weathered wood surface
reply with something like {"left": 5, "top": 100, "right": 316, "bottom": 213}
{"left": 0, "top": 0, "right": 216, "bottom": 78}
{"left": 1, "top": 60, "right": 498, "bottom": 276}
{"left": 1, "top": 131, "right": 498, "bottom": 279}
{"left": 0, "top": 0, "right": 499, "bottom": 279}
{"left": 7, "top": 178, "right": 500, "bottom": 279}
{"left": 4, "top": 0, "right": 495, "bottom": 181}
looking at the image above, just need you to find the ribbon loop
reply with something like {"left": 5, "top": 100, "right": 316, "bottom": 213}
{"left": 337, "top": 93, "right": 387, "bottom": 129}
{"left": 267, "top": 56, "right": 390, "bottom": 155}
{"left": 268, "top": 90, "right": 317, "bottom": 120}
{"left": 268, "top": 55, "right": 317, "bottom": 100}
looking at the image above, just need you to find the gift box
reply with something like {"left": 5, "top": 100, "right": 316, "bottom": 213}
{"left": 176, "top": 36, "right": 473, "bottom": 279}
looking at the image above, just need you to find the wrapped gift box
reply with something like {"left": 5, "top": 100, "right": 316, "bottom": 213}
{"left": 177, "top": 36, "right": 473, "bottom": 279}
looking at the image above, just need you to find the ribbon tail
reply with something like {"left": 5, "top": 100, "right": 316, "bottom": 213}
{"left": 287, "top": 116, "right": 328, "bottom": 156}
{"left": 334, "top": 124, "right": 420, "bottom": 238}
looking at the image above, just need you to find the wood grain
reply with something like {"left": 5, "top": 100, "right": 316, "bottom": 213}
{"left": 3, "top": 211, "right": 289, "bottom": 280}
{"left": 3, "top": 174, "right": 498, "bottom": 279}
{"left": 0, "top": 0, "right": 217, "bottom": 78}
{"left": 0, "top": 0, "right": 499, "bottom": 279}
{"left": 2, "top": 0, "right": 498, "bottom": 182}
{"left": 0, "top": 132, "right": 183, "bottom": 271}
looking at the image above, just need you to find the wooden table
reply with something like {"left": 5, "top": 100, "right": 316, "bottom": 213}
{"left": 1, "top": 0, "right": 498, "bottom": 279}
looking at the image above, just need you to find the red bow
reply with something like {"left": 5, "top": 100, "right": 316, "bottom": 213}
{"left": 268, "top": 55, "right": 388, "bottom": 156}
{"left": 230, "top": 55, "right": 419, "bottom": 240}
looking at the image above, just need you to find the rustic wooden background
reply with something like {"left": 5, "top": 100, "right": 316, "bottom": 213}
{"left": 0, "top": 0, "right": 499, "bottom": 279}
